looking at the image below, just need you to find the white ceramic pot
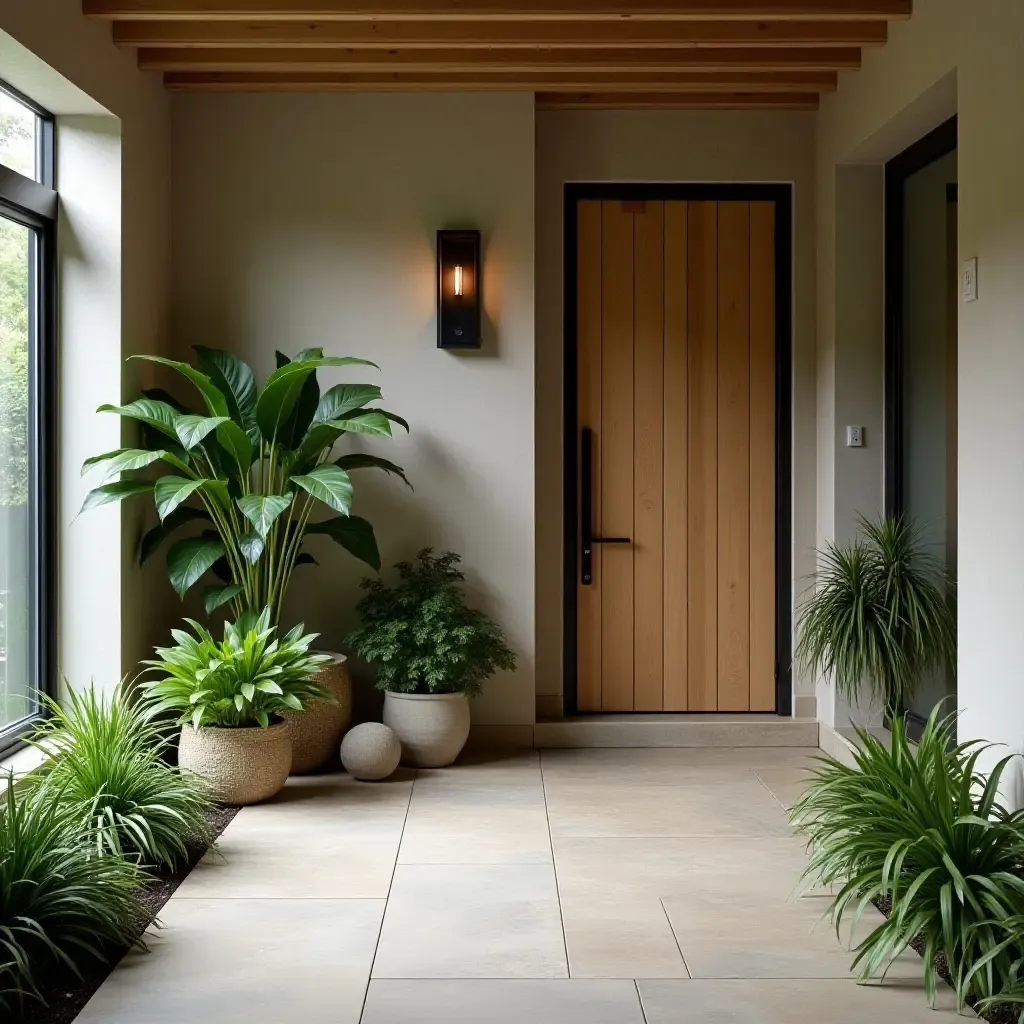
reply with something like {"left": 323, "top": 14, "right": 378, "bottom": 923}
{"left": 178, "top": 721, "right": 292, "bottom": 805}
{"left": 382, "top": 691, "right": 471, "bottom": 768}
{"left": 282, "top": 652, "right": 353, "bottom": 775}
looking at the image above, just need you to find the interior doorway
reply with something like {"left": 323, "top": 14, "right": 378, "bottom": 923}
{"left": 562, "top": 185, "right": 792, "bottom": 716}
{"left": 884, "top": 118, "right": 958, "bottom": 732}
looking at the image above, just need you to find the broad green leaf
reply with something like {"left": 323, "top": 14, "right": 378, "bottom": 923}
{"left": 193, "top": 346, "right": 258, "bottom": 442}
{"left": 200, "top": 478, "right": 232, "bottom": 511}
{"left": 154, "top": 476, "right": 206, "bottom": 522}
{"left": 291, "top": 465, "right": 353, "bottom": 515}
{"left": 255, "top": 357, "right": 378, "bottom": 444}
{"left": 282, "top": 368, "right": 320, "bottom": 450}
{"left": 290, "top": 421, "right": 345, "bottom": 472}
{"left": 129, "top": 355, "right": 230, "bottom": 418}
{"left": 238, "top": 530, "right": 265, "bottom": 564}
{"left": 139, "top": 506, "right": 211, "bottom": 565}
{"left": 328, "top": 411, "right": 392, "bottom": 437}
{"left": 203, "top": 583, "right": 242, "bottom": 615}
{"left": 336, "top": 452, "right": 412, "bottom": 489}
{"left": 379, "top": 410, "right": 410, "bottom": 433}
{"left": 294, "top": 347, "right": 324, "bottom": 362}
{"left": 216, "top": 420, "right": 253, "bottom": 477}
{"left": 175, "top": 414, "right": 230, "bottom": 451}
{"left": 81, "top": 448, "right": 167, "bottom": 482}
{"left": 142, "top": 387, "right": 193, "bottom": 414}
{"left": 79, "top": 480, "right": 154, "bottom": 516}
{"left": 305, "top": 514, "right": 380, "bottom": 571}
{"left": 315, "top": 383, "right": 382, "bottom": 423}
{"left": 236, "top": 493, "right": 293, "bottom": 539}
{"left": 166, "top": 537, "right": 226, "bottom": 598}
{"left": 98, "top": 398, "right": 180, "bottom": 440}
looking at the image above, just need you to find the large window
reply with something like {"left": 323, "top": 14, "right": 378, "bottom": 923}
{"left": 0, "top": 82, "right": 56, "bottom": 755}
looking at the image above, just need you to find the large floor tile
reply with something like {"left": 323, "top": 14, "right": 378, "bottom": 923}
{"left": 362, "top": 979, "right": 646, "bottom": 1023}
{"left": 372, "top": 864, "right": 567, "bottom": 978}
{"left": 399, "top": 779, "right": 553, "bottom": 864}
{"left": 661, "top": 894, "right": 922, "bottom": 980}
{"left": 637, "top": 979, "right": 969, "bottom": 1022}
{"left": 754, "top": 764, "right": 818, "bottom": 811}
{"left": 75, "top": 898, "right": 384, "bottom": 1024}
{"left": 540, "top": 748, "right": 818, "bottom": 778}
{"left": 176, "top": 823, "right": 402, "bottom": 898}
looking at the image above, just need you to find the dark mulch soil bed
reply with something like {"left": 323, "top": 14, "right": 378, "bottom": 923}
{"left": 13, "top": 804, "right": 240, "bottom": 1024}
{"left": 873, "top": 895, "right": 1018, "bottom": 1024}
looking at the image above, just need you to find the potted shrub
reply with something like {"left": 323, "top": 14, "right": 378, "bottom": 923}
{"left": 80, "top": 346, "right": 410, "bottom": 771}
{"left": 796, "top": 514, "right": 955, "bottom": 717}
{"left": 143, "top": 609, "right": 332, "bottom": 804}
{"left": 347, "top": 549, "right": 515, "bottom": 768}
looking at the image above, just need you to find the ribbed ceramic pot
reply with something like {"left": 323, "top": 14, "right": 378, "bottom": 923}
{"left": 282, "top": 653, "right": 353, "bottom": 775}
{"left": 178, "top": 721, "right": 292, "bottom": 805}
{"left": 383, "top": 691, "right": 471, "bottom": 768}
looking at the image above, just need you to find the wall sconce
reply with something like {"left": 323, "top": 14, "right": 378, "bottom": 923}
{"left": 437, "top": 229, "right": 481, "bottom": 349}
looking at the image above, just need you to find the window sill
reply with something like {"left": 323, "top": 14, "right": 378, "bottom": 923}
{"left": 0, "top": 742, "right": 46, "bottom": 788}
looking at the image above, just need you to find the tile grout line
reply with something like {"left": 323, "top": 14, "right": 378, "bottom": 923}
{"left": 659, "top": 897, "right": 692, "bottom": 980}
{"left": 749, "top": 765, "right": 792, "bottom": 814}
{"left": 634, "top": 979, "right": 650, "bottom": 1024}
{"left": 358, "top": 768, "right": 417, "bottom": 1023}
{"left": 538, "top": 749, "right": 571, "bottom": 979}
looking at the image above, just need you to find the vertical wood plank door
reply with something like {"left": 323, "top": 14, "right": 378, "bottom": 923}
{"left": 575, "top": 198, "right": 778, "bottom": 712}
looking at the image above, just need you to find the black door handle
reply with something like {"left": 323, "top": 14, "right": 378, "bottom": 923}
{"left": 581, "top": 428, "right": 631, "bottom": 586}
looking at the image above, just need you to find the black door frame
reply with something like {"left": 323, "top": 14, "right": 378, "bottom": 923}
{"left": 561, "top": 182, "right": 794, "bottom": 717}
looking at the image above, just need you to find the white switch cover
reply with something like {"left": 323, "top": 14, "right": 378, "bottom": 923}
{"left": 846, "top": 425, "right": 864, "bottom": 448}
{"left": 963, "top": 257, "right": 978, "bottom": 302}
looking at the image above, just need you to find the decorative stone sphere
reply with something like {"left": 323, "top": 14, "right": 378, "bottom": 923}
{"left": 340, "top": 723, "right": 402, "bottom": 782}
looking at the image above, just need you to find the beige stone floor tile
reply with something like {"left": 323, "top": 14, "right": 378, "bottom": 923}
{"left": 372, "top": 864, "right": 568, "bottom": 979}
{"left": 399, "top": 780, "right": 553, "bottom": 864}
{"left": 417, "top": 750, "right": 542, "bottom": 787}
{"left": 543, "top": 775, "right": 791, "bottom": 838}
{"left": 75, "top": 898, "right": 384, "bottom": 1024}
{"left": 540, "top": 748, "right": 819, "bottom": 778}
{"left": 661, "top": 893, "right": 923, "bottom": 980}
{"left": 754, "top": 764, "right": 818, "bottom": 810}
{"left": 637, "top": 978, "right": 970, "bottom": 1022}
{"left": 559, "top": 895, "right": 689, "bottom": 979}
{"left": 177, "top": 823, "right": 403, "bottom": 899}
{"left": 361, "top": 979, "right": 646, "bottom": 1023}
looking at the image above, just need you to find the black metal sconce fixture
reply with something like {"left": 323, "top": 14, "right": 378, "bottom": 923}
{"left": 437, "top": 229, "right": 481, "bottom": 349}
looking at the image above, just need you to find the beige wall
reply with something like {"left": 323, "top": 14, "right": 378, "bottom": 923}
{"left": 535, "top": 108, "right": 817, "bottom": 715}
{"left": 0, "top": 0, "right": 171, "bottom": 691}
{"left": 816, "top": 0, "right": 1024, "bottom": 795}
{"left": 170, "top": 92, "right": 536, "bottom": 730}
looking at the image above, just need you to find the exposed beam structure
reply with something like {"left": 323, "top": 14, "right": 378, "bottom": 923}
{"left": 85, "top": 0, "right": 912, "bottom": 22}
{"left": 138, "top": 45, "right": 862, "bottom": 72}
{"left": 85, "top": 0, "right": 909, "bottom": 108}
{"left": 163, "top": 69, "right": 838, "bottom": 91}
{"left": 114, "top": 19, "right": 888, "bottom": 47}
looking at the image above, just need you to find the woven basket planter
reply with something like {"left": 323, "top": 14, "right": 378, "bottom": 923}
{"left": 178, "top": 721, "right": 291, "bottom": 805}
{"left": 283, "top": 652, "right": 353, "bottom": 774}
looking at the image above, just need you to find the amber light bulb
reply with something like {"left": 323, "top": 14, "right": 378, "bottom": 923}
{"left": 453, "top": 264, "right": 464, "bottom": 297}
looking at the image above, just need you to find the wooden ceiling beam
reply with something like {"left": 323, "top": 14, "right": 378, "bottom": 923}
{"left": 536, "top": 90, "right": 819, "bottom": 109}
{"left": 162, "top": 68, "right": 837, "bottom": 91}
{"left": 138, "top": 45, "right": 862, "bottom": 72}
{"left": 86, "top": 0, "right": 912, "bottom": 23}
{"left": 114, "top": 18, "right": 887, "bottom": 48}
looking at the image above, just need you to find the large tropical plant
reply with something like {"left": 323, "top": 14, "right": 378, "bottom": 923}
{"left": 791, "top": 707, "right": 1024, "bottom": 1014}
{"left": 80, "top": 347, "right": 410, "bottom": 624}
{"left": 796, "top": 514, "right": 955, "bottom": 711}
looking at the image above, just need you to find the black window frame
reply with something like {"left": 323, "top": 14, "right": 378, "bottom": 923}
{"left": 0, "top": 80, "right": 57, "bottom": 759}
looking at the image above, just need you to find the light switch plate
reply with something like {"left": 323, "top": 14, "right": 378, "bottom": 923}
{"left": 846, "top": 425, "right": 864, "bottom": 448}
{"left": 963, "top": 257, "right": 978, "bottom": 302}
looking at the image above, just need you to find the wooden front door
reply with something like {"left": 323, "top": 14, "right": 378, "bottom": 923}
{"left": 574, "top": 197, "right": 778, "bottom": 713}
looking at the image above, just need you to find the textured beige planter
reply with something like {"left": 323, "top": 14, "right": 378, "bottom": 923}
{"left": 383, "top": 690, "right": 471, "bottom": 768}
{"left": 282, "top": 652, "right": 352, "bottom": 774}
{"left": 178, "top": 721, "right": 291, "bottom": 805}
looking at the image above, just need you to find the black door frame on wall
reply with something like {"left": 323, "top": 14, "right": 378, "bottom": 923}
{"left": 883, "top": 115, "right": 958, "bottom": 737}
{"left": 561, "top": 182, "right": 794, "bottom": 718}
{"left": 883, "top": 115, "right": 957, "bottom": 517}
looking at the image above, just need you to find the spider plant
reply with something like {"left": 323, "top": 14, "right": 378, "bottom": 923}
{"left": 143, "top": 608, "right": 333, "bottom": 729}
{"left": 25, "top": 683, "right": 213, "bottom": 870}
{"left": 0, "top": 778, "right": 143, "bottom": 1008}
{"left": 791, "top": 706, "right": 1024, "bottom": 1012}
{"left": 796, "top": 514, "right": 955, "bottom": 711}
{"left": 79, "top": 347, "right": 411, "bottom": 625}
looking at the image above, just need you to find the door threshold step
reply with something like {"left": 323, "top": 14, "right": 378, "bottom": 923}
{"left": 534, "top": 714, "right": 818, "bottom": 749}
